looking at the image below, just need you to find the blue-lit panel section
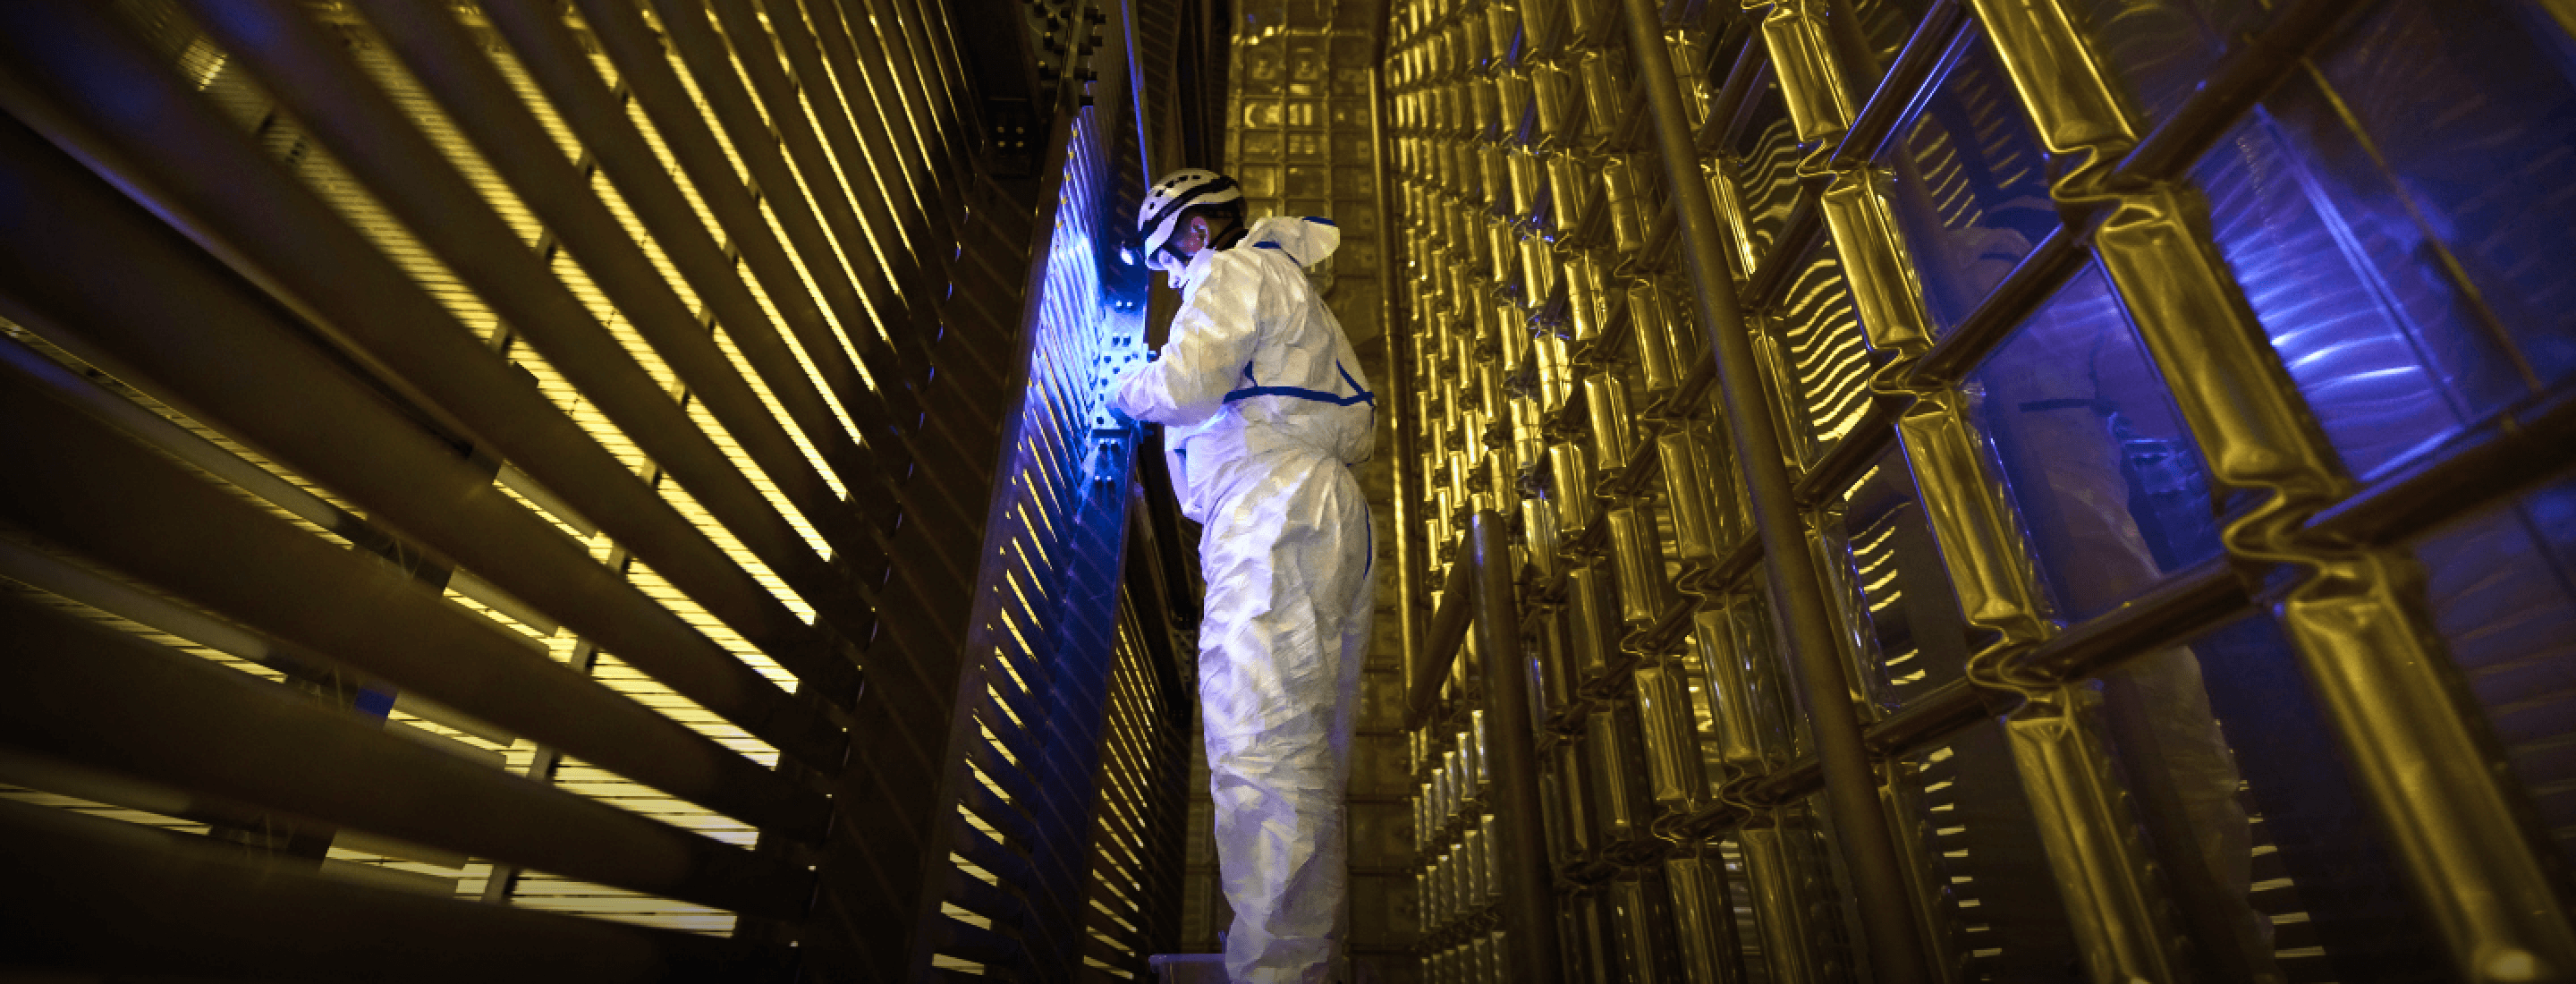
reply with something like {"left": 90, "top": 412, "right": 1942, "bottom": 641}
{"left": 2193, "top": 0, "right": 2576, "bottom": 480}
{"left": 2138, "top": 612, "right": 2447, "bottom": 978}
{"left": 919, "top": 98, "right": 1157, "bottom": 978}
{"left": 2194, "top": 112, "right": 2472, "bottom": 481}
{"left": 2063, "top": 0, "right": 2272, "bottom": 130}
{"left": 1883, "top": 28, "right": 2057, "bottom": 338}
{"left": 2410, "top": 475, "right": 2576, "bottom": 869}
{"left": 2308, "top": 0, "right": 2576, "bottom": 385}
{"left": 1968, "top": 262, "right": 2224, "bottom": 623}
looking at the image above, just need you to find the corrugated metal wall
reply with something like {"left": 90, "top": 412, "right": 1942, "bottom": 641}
{"left": 888, "top": 49, "right": 1194, "bottom": 977}
{"left": 0, "top": 0, "right": 1197, "bottom": 979}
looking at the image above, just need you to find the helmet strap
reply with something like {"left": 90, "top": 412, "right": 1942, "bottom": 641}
{"left": 1209, "top": 216, "right": 1249, "bottom": 251}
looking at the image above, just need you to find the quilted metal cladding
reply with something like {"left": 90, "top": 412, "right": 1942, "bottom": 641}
{"left": 1383, "top": 0, "right": 2576, "bottom": 980}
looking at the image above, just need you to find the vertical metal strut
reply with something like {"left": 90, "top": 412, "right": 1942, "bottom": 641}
{"left": 1375, "top": 61, "right": 1426, "bottom": 705}
{"left": 1467, "top": 511, "right": 1563, "bottom": 984}
{"left": 1611, "top": 0, "right": 1930, "bottom": 979}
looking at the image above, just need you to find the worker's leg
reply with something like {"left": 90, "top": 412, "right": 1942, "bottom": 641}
{"left": 1199, "top": 454, "right": 1375, "bottom": 984}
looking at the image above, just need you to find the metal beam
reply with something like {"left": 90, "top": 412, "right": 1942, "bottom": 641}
{"left": 1468, "top": 511, "right": 1563, "bottom": 984}
{"left": 0, "top": 1, "right": 859, "bottom": 706}
{"left": 1374, "top": 54, "right": 1428, "bottom": 733}
{"left": 0, "top": 797, "right": 779, "bottom": 983}
{"left": 1408, "top": 553, "right": 1477, "bottom": 729}
{"left": 0, "top": 591, "right": 814, "bottom": 919}
{"left": 2307, "top": 386, "right": 2576, "bottom": 548}
{"left": 0, "top": 344, "right": 828, "bottom": 842}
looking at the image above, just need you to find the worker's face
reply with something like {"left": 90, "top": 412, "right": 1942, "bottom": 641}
{"left": 1153, "top": 215, "right": 1216, "bottom": 278}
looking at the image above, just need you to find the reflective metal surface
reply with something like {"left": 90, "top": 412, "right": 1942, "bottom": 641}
{"left": 0, "top": 0, "right": 1201, "bottom": 978}
{"left": 1379, "top": 0, "right": 2576, "bottom": 979}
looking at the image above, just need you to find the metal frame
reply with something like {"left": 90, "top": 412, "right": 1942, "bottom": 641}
{"left": 1406, "top": 511, "right": 1563, "bottom": 982}
{"left": 0, "top": 0, "right": 1199, "bottom": 979}
{"left": 1379, "top": 0, "right": 2576, "bottom": 978}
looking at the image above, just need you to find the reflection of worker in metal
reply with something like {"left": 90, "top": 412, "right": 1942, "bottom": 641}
{"left": 1112, "top": 169, "right": 1377, "bottom": 983}
{"left": 1969, "top": 276, "right": 2275, "bottom": 977}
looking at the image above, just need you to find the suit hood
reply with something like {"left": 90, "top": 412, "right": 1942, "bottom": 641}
{"left": 1241, "top": 216, "right": 1341, "bottom": 268}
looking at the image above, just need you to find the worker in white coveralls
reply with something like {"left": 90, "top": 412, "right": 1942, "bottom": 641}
{"left": 1109, "top": 168, "right": 1376, "bottom": 984}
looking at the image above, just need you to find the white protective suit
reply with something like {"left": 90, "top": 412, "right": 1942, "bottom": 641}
{"left": 1111, "top": 216, "right": 1377, "bottom": 983}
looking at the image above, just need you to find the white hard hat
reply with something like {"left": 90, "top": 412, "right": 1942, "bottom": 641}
{"left": 1139, "top": 168, "right": 1243, "bottom": 259}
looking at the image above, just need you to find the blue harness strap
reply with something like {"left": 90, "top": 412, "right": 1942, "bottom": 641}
{"left": 1224, "top": 360, "right": 1377, "bottom": 407}
{"left": 1249, "top": 218, "right": 1336, "bottom": 260}
{"left": 1224, "top": 229, "right": 1375, "bottom": 410}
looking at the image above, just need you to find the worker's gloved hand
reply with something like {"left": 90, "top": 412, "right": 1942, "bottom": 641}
{"left": 1103, "top": 401, "right": 1138, "bottom": 428}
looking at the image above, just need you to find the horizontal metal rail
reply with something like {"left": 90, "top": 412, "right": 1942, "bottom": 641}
{"left": 0, "top": 115, "right": 848, "bottom": 776}
{"left": 0, "top": 3, "right": 864, "bottom": 705}
{"left": 2309, "top": 385, "right": 2576, "bottom": 547}
{"left": 0, "top": 351, "right": 829, "bottom": 839}
{"left": 0, "top": 592, "right": 814, "bottom": 918}
{"left": 0, "top": 796, "right": 778, "bottom": 983}
{"left": 0, "top": 0, "right": 1196, "bottom": 972}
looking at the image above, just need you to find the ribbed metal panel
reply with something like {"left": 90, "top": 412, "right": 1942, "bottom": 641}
{"left": 0, "top": 0, "right": 1194, "bottom": 977}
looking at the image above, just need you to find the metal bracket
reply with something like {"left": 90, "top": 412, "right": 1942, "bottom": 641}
{"left": 1078, "top": 315, "right": 1149, "bottom": 507}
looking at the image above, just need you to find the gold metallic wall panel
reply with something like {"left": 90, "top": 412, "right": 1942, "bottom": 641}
{"left": 1894, "top": 391, "right": 2047, "bottom": 655}
{"left": 2091, "top": 191, "right": 2343, "bottom": 522}
{"left": 1817, "top": 169, "right": 1932, "bottom": 356}
{"left": 1956, "top": 0, "right": 2132, "bottom": 177}
{"left": 1, "top": 0, "right": 1204, "bottom": 974}
{"left": 1755, "top": 4, "right": 1853, "bottom": 142}
{"left": 2002, "top": 690, "right": 2186, "bottom": 981}
{"left": 1385, "top": 0, "right": 2576, "bottom": 978}
{"left": 2099, "top": 184, "right": 2576, "bottom": 982}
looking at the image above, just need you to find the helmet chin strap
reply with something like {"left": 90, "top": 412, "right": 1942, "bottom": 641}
{"left": 1209, "top": 217, "right": 1249, "bottom": 251}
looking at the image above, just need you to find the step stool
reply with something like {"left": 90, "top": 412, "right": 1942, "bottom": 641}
{"left": 1146, "top": 954, "right": 1226, "bottom": 983}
